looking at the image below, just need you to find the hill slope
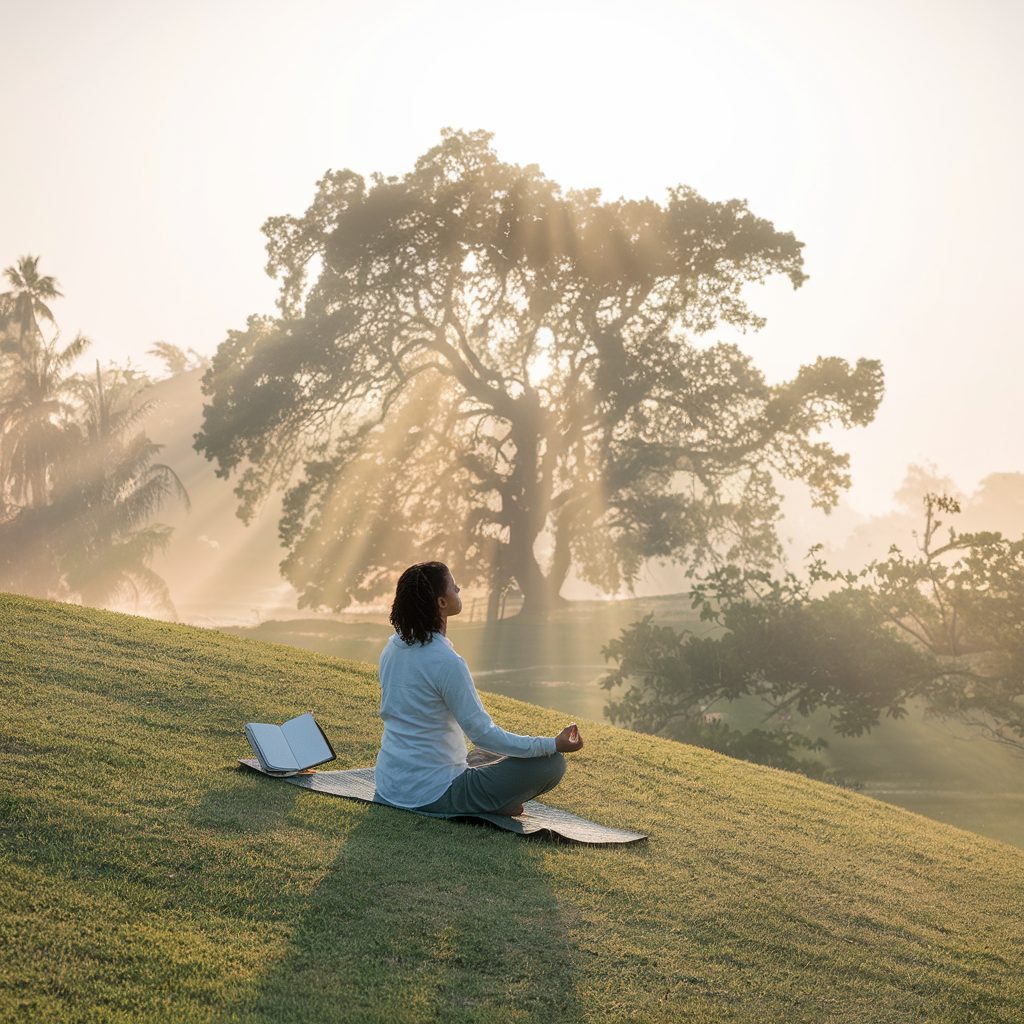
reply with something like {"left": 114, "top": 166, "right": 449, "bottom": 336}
{"left": 1, "top": 593, "right": 1022, "bottom": 1023}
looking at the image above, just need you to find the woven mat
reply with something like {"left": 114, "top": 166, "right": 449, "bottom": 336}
{"left": 238, "top": 759, "right": 647, "bottom": 845}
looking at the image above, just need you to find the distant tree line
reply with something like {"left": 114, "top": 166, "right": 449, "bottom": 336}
{"left": 0, "top": 256, "right": 191, "bottom": 614}
{"left": 603, "top": 493, "right": 1024, "bottom": 760}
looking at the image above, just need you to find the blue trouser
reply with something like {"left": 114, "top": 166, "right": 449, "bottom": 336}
{"left": 413, "top": 749, "right": 567, "bottom": 816}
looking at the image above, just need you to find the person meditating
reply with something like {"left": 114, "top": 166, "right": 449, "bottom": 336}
{"left": 374, "top": 561, "right": 584, "bottom": 817}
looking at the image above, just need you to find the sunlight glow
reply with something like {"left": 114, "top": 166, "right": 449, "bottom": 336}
{"left": 3, "top": 0, "right": 1023, "bottom": 531}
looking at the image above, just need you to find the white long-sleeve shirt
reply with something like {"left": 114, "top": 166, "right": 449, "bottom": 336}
{"left": 374, "top": 632, "right": 557, "bottom": 808}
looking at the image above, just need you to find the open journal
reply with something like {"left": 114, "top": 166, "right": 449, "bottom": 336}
{"left": 244, "top": 713, "right": 337, "bottom": 776}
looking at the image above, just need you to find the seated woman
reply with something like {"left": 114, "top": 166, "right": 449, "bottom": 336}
{"left": 374, "top": 561, "right": 584, "bottom": 816}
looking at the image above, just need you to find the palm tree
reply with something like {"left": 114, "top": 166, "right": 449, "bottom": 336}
{"left": 56, "top": 362, "right": 190, "bottom": 614}
{"left": 0, "top": 329, "right": 89, "bottom": 509}
{"left": 0, "top": 257, "right": 189, "bottom": 613}
{"left": 1, "top": 255, "right": 63, "bottom": 344}
{"left": 147, "top": 342, "right": 211, "bottom": 377}
{"left": 0, "top": 255, "right": 81, "bottom": 510}
{"left": 0, "top": 258, "right": 78, "bottom": 596}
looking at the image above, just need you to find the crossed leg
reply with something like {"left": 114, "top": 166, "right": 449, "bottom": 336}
{"left": 414, "top": 750, "right": 567, "bottom": 817}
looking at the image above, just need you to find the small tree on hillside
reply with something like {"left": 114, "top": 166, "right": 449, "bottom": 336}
{"left": 196, "top": 130, "right": 883, "bottom": 616}
{"left": 603, "top": 494, "right": 1024, "bottom": 755}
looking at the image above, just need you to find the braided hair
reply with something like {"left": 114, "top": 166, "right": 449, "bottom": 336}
{"left": 390, "top": 561, "right": 451, "bottom": 645}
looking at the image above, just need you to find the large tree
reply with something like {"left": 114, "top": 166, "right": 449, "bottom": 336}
{"left": 196, "top": 130, "right": 884, "bottom": 616}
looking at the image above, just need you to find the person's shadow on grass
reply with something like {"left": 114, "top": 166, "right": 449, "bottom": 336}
{"left": 201, "top": 770, "right": 583, "bottom": 1023}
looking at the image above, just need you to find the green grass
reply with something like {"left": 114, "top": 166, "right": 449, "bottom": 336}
{"left": 2, "top": 593, "right": 1023, "bottom": 1023}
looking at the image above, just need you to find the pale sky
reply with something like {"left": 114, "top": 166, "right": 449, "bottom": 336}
{"left": 3, "top": 0, "right": 1022, "bottom": 518}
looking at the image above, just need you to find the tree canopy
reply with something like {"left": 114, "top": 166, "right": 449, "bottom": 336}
{"left": 196, "top": 129, "right": 883, "bottom": 616}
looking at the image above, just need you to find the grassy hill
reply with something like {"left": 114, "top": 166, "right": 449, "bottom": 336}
{"left": 2, "top": 594, "right": 1022, "bottom": 1023}
{"left": 222, "top": 611, "right": 1024, "bottom": 852}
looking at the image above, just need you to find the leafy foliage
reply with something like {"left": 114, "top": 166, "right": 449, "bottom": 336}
{"left": 859, "top": 494, "right": 1024, "bottom": 749}
{"left": 196, "top": 129, "right": 883, "bottom": 615}
{"left": 603, "top": 494, "right": 1024, "bottom": 758}
{"left": 147, "top": 341, "right": 210, "bottom": 377}
{"left": 598, "top": 604, "right": 884, "bottom": 784}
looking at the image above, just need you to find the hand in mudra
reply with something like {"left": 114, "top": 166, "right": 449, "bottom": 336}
{"left": 555, "top": 723, "right": 584, "bottom": 753}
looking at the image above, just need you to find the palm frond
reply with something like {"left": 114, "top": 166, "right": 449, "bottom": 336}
{"left": 34, "top": 300, "right": 57, "bottom": 325}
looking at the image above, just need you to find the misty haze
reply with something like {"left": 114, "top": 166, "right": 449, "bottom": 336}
{"left": 3, "top": 2, "right": 1023, "bottom": 1020}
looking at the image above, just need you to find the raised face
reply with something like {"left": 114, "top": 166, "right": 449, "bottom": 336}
{"left": 438, "top": 571, "right": 462, "bottom": 620}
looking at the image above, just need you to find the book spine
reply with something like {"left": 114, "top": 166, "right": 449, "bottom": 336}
{"left": 314, "top": 717, "right": 337, "bottom": 762}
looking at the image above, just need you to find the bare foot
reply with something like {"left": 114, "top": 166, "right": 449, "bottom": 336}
{"left": 502, "top": 803, "right": 525, "bottom": 817}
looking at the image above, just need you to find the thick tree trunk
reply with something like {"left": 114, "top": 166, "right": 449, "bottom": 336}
{"left": 507, "top": 529, "right": 571, "bottom": 620}
{"left": 499, "top": 395, "right": 570, "bottom": 619}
